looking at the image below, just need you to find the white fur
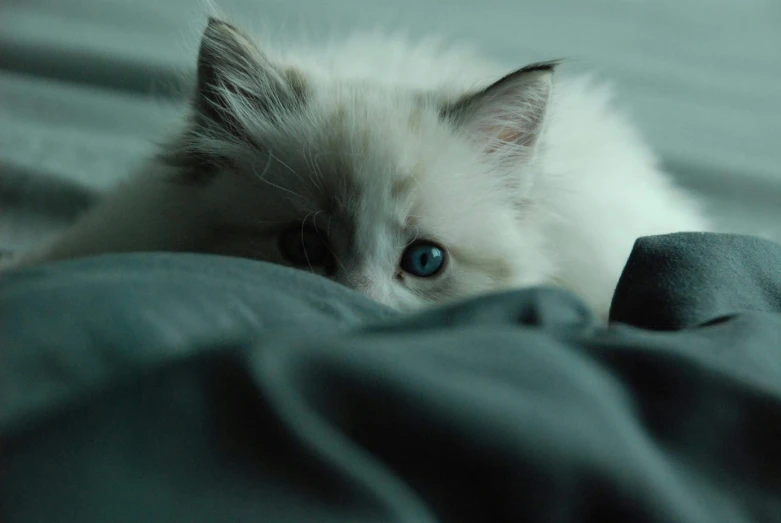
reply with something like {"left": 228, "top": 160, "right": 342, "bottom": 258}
{"left": 9, "top": 22, "right": 710, "bottom": 320}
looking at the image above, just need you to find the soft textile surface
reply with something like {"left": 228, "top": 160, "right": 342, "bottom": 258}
{"left": 1, "top": 0, "right": 781, "bottom": 252}
{"left": 2, "top": 232, "right": 781, "bottom": 522}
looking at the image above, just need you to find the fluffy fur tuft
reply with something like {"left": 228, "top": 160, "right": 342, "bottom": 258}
{"left": 9, "top": 18, "right": 710, "bottom": 319}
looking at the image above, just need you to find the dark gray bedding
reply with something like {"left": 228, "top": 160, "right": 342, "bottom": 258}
{"left": 2, "top": 232, "right": 781, "bottom": 522}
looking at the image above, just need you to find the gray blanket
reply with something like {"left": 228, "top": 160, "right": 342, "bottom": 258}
{"left": 2, "top": 232, "right": 781, "bottom": 522}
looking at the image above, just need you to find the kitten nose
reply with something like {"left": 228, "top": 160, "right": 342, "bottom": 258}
{"left": 337, "top": 270, "right": 388, "bottom": 304}
{"left": 350, "top": 274, "right": 383, "bottom": 301}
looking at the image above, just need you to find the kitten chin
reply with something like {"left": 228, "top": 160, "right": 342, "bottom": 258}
{"left": 8, "top": 18, "right": 710, "bottom": 320}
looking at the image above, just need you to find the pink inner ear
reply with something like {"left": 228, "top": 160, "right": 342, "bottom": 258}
{"left": 480, "top": 125, "right": 525, "bottom": 153}
{"left": 499, "top": 126, "right": 526, "bottom": 147}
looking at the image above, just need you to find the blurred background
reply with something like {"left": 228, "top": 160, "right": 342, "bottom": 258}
{"left": 1, "top": 0, "right": 780, "bottom": 252}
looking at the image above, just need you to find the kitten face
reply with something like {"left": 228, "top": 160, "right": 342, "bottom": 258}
{"left": 165, "top": 19, "right": 556, "bottom": 310}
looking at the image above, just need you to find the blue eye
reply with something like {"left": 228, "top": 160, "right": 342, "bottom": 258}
{"left": 400, "top": 242, "right": 446, "bottom": 277}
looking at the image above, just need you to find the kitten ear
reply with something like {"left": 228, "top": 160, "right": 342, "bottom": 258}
{"left": 195, "top": 18, "right": 306, "bottom": 132}
{"left": 443, "top": 61, "right": 558, "bottom": 159}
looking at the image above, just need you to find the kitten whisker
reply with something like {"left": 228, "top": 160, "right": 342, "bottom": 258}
{"left": 300, "top": 210, "right": 318, "bottom": 273}
{"left": 250, "top": 151, "right": 307, "bottom": 202}
{"left": 269, "top": 151, "right": 305, "bottom": 184}
{"left": 300, "top": 142, "right": 322, "bottom": 191}
{"left": 252, "top": 173, "right": 305, "bottom": 202}
{"left": 326, "top": 239, "right": 348, "bottom": 277}
{"left": 310, "top": 209, "right": 324, "bottom": 230}
{"left": 310, "top": 152, "right": 330, "bottom": 192}
{"left": 306, "top": 144, "right": 325, "bottom": 190}
{"left": 405, "top": 226, "right": 420, "bottom": 247}
{"left": 311, "top": 209, "right": 348, "bottom": 276}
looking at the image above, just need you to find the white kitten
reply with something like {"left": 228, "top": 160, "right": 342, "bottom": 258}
{"left": 9, "top": 18, "right": 709, "bottom": 318}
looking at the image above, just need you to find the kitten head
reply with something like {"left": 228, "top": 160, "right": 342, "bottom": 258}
{"left": 163, "top": 18, "right": 558, "bottom": 310}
